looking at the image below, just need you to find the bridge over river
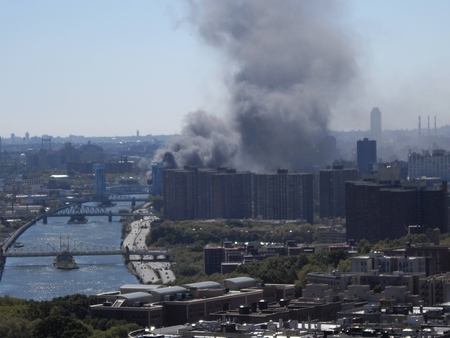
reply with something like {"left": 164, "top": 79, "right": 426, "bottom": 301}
{"left": 0, "top": 202, "right": 162, "bottom": 278}
{"left": 3, "top": 245, "right": 169, "bottom": 260}
{"left": 42, "top": 204, "right": 154, "bottom": 224}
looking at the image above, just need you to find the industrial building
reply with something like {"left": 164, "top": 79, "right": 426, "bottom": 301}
{"left": 90, "top": 277, "right": 295, "bottom": 328}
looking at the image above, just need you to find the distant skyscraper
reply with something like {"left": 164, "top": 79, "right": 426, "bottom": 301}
{"left": 136, "top": 130, "right": 139, "bottom": 137}
{"left": 370, "top": 107, "right": 382, "bottom": 142}
{"left": 25, "top": 132, "right": 29, "bottom": 143}
{"left": 357, "top": 138, "right": 377, "bottom": 176}
{"left": 10, "top": 133, "right": 15, "bottom": 143}
{"left": 93, "top": 163, "right": 106, "bottom": 198}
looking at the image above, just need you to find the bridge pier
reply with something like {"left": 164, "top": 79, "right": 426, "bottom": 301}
{"left": 0, "top": 250, "right": 5, "bottom": 281}
{"left": 131, "top": 198, "right": 136, "bottom": 207}
{"left": 108, "top": 211, "right": 112, "bottom": 222}
{"left": 43, "top": 215, "right": 47, "bottom": 224}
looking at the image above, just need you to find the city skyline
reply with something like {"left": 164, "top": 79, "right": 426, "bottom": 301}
{"left": 2, "top": 1, "right": 450, "bottom": 137}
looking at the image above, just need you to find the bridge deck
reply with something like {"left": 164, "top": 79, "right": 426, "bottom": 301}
{"left": 48, "top": 213, "right": 154, "bottom": 217}
{"left": 3, "top": 249, "right": 168, "bottom": 258}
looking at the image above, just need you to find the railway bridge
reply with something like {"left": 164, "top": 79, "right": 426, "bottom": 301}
{"left": 42, "top": 204, "right": 154, "bottom": 224}
{"left": 3, "top": 244, "right": 169, "bottom": 261}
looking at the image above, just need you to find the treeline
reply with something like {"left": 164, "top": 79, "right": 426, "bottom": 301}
{"left": 146, "top": 219, "right": 319, "bottom": 284}
{"left": 146, "top": 219, "right": 353, "bottom": 293}
{"left": 0, "top": 294, "right": 139, "bottom": 338}
{"left": 146, "top": 219, "right": 317, "bottom": 247}
{"left": 147, "top": 219, "right": 435, "bottom": 293}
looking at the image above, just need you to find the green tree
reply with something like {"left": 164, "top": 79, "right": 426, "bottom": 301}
{"left": 356, "top": 239, "right": 372, "bottom": 254}
{"left": 32, "top": 315, "right": 91, "bottom": 338}
{"left": 337, "top": 258, "right": 352, "bottom": 272}
{"left": 327, "top": 250, "right": 349, "bottom": 268}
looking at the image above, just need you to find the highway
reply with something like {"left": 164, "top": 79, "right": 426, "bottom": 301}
{"left": 124, "top": 206, "right": 176, "bottom": 284}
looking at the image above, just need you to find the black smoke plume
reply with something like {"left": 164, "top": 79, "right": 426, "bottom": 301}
{"left": 154, "top": 0, "right": 358, "bottom": 172}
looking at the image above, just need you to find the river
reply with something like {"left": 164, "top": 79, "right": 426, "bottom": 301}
{"left": 0, "top": 201, "right": 141, "bottom": 301}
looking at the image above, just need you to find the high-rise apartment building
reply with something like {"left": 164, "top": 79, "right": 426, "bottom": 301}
{"left": 346, "top": 171, "right": 448, "bottom": 243}
{"left": 211, "top": 168, "right": 252, "bottom": 219}
{"left": 163, "top": 167, "right": 252, "bottom": 221}
{"left": 196, "top": 169, "right": 215, "bottom": 219}
{"left": 253, "top": 169, "right": 314, "bottom": 223}
{"left": 319, "top": 164, "right": 358, "bottom": 218}
{"left": 408, "top": 150, "right": 450, "bottom": 181}
{"left": 150, "top": 162, "right": 164, "bottom": 196}
{"left": 357, "top": 138, "right": 377, "bottom": 176}
{"left": 163, "top": 166, "right": 198, "bottom": 221}
{"left": 370, "top": 107, "right": 382, "bottom": 142}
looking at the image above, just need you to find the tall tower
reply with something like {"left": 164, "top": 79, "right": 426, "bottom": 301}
{"left": 435, "top": 116, "right": 437, "bottom": 138}
{"left": 370, "top": 108, "right": 382, "bottom": 142}
{"left": 93, "top": 163, "right": 106, "bottom": 198}
{"left": 357, "top": 138, "right": 377, "bottom": 177}
{"left": 419, "top": 116, "right": 421, "bottom": 139}
{"left": 150, "top": 162, "right": 164, "bottom": 196}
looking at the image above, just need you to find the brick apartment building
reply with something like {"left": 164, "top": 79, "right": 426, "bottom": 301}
{"left": 346, "top": 167, "right": 448, "bottom": 243}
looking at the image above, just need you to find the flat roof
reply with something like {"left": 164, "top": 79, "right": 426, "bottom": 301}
{"left": 182, "top": 281, "right": 222, "bottom": 289}
{"left": 118, "top": 292, "right": 153, "bottom": 301}
{"left": 120, "top": 284, "right": 161, "bottom": 292}
{"left": 151, "top": 286, "right": 188, "bottom": 295}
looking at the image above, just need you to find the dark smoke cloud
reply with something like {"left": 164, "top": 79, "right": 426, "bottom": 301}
{"left": 154, "top": 0, "right": 358, "bottom": 172}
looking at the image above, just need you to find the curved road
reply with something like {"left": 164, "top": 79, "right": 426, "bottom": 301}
{"left": 124, "top": 206, "right": 175, "bottom": 284}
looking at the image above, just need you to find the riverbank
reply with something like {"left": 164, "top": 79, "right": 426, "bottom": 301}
{"left": 0, "top": 209, "right": 138, "bottom": 300}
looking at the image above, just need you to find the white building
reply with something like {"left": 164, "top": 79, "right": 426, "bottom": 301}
{"left": 408, "top": 149, "right": 450, "bottom": 181}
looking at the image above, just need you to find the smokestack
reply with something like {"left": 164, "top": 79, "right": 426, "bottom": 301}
{"left": 419, "top": 116, "right": 421, "bottom": 139}
{"left": 428, "top": 116, "right": 430, "bottom": 138}
{"left": 435, "top": 115, "right": 437, "bottom": 138}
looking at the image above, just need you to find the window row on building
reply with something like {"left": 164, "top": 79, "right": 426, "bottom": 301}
{"left": 163, "top": 167, "right": 313, "bottom": 223}
{"left": 408, "top": 149, "right": 450, "bottom": 181}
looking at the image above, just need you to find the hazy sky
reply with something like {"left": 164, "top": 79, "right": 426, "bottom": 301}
{"left": 1, "top": 1, "right": 450, "bottom": 138}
